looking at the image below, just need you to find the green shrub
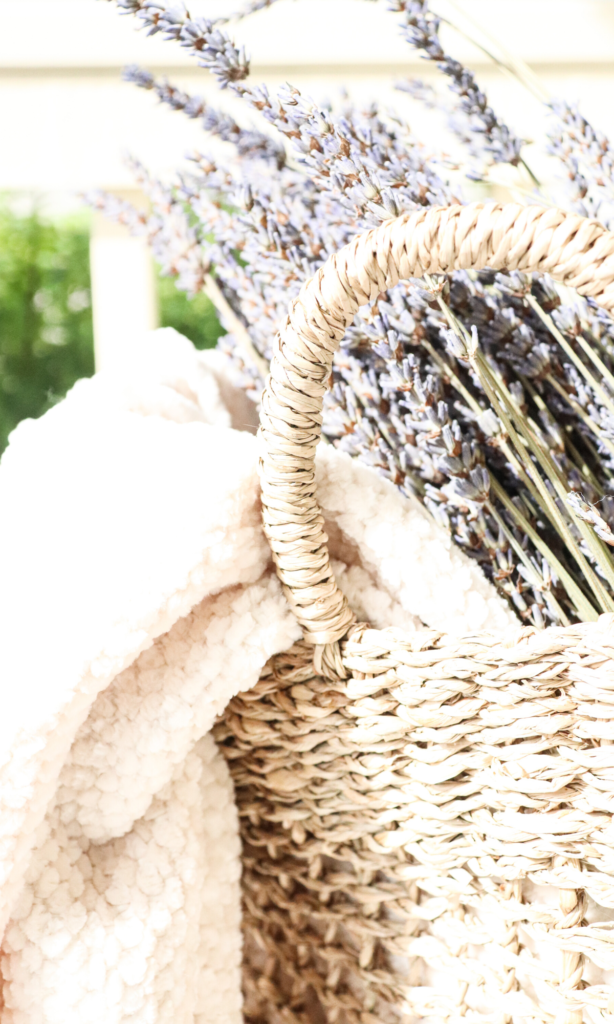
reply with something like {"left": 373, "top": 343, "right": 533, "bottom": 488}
{"left": 0, "top": 205, "right": 94, "bottom": 453}
{"left": 0, "top": 204, "right": 223, "bottom": 454}
{"left": 157, "top": 272, "right": 224, "bottom": 350}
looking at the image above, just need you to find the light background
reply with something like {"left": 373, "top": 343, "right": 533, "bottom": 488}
{"left": 1, "top": 0, "right": 613, "bottom": 364}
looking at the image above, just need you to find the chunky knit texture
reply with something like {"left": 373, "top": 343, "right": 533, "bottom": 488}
{"left": 0, "top": 328, "right": 513, "bottom": 1022}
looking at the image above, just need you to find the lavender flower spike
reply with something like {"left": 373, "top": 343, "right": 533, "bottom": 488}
{"left": 391, "top": 0, "right": 522, "bottom": 170}
{"left": 103, "top": 1, "right": 250, "bottom": 86}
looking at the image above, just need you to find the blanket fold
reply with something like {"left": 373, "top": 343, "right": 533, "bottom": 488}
{"left": 0, "top": 328, "right": 515, "bottom": 1023}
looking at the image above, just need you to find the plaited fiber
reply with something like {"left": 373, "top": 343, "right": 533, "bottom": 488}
{"left": 216, "top": 204, "right": 614, "bottom": 1024}
{"left": 259, "top": 202, "right": 614, "bottom": 652}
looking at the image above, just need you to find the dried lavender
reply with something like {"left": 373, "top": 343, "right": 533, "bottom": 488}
{"left": 123, "top": 65, "right": 286, "bottom": 166}
{"left": 390, "top": 0, "right": 522, "bottom": 175}
{"left": 215, "top": 0, "right": 287, "bottom": 23}
{"left": 549, "top": 101, "right": 614, "bottom": 229}
{"left": 113, "top": 1, "right": 250, "bottom": 86}
{"left": 97, "top": 0, "right": 614, "bottom": 628}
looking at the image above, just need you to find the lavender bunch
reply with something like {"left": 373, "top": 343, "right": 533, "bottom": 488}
{"left": 96, "top": 0, "right": 614, "bottom": 628}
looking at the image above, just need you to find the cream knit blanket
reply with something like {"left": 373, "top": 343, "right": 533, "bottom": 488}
{"left": 0, "top": 329, "right": 514, "bottom": 1023}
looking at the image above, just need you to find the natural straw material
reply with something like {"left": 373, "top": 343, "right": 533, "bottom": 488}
{"left": 216, "top": 624, "right": 614, "bottom": 1024}
{"left": 259, "top": 203, "right": 614, "bottom": 656}
{"left": 216, "top": 203, "right": 614, "bottom": 1024}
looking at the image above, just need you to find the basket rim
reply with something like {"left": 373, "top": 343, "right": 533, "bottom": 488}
{"left": 258, "top": 202, "right": 614, "bottom": 657}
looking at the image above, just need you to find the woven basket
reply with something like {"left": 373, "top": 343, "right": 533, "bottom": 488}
{"left": 214, "top": 203, "right": 614, "bottom": 1024}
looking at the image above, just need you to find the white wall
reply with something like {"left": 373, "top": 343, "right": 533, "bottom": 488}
{"left": 90, "top": 207, "right": 159, "bottom": 373}
{"left": 2, "top": 0, "right": 614, "bottom": 191}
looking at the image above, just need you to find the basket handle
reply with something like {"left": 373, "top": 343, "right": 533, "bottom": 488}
{"left": 258, "top": 202, "right": 614, "bottom": 660}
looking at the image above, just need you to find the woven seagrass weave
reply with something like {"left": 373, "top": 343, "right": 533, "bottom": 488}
{"left": 215, "top": 204, "right": 614, "bottom": 1024}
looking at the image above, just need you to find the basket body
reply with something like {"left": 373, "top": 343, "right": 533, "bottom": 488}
{"left": 215, "top": 205, "right": 614, "bottom": 1022}
{"left": 215, "top": 623, "right": 614, "bottom": 1024}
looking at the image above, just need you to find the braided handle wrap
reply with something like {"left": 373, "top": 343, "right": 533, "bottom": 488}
{"left": 259, "top": 202, "right": 614, "bottom": 657}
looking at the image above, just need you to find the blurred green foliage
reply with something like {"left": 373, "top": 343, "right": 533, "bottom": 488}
{"left": 0, "top": 204, "right": 95, "bottom": 454}
{"left": 157, "top": 273, "right": 224, "bottom": 351}
{"left": 0, "top": 203, "right": 222, "bottom": 455}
